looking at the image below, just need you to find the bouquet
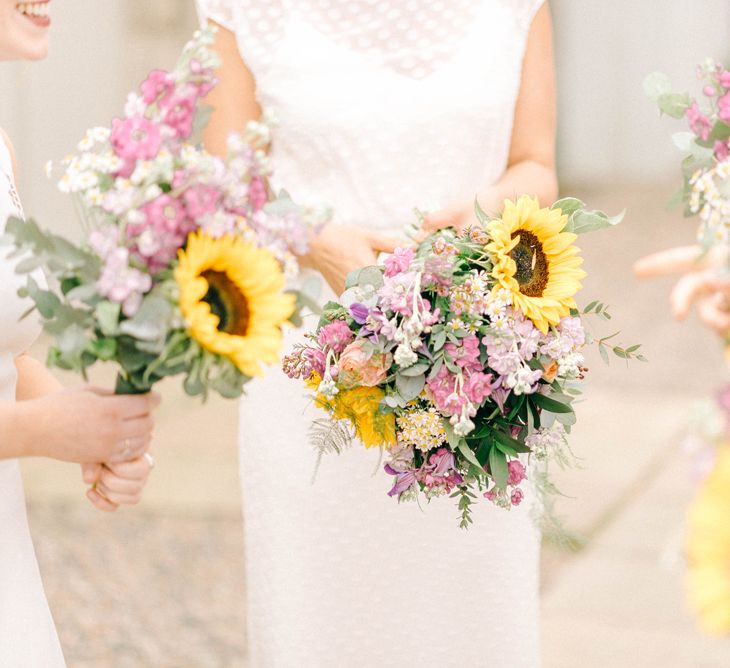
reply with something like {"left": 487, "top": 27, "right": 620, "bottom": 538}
{"left": 4, "top": 27, "right": 324, "bottom": 397}
{"left": 645, "top": 61, "right": 730, "bottom": 247}
{"left": 284, "top": 195, "right": 641, "bottom": 527}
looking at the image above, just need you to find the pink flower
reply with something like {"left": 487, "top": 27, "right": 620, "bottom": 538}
{"left": 719, "top": 70, "right": 730, "bottom": 90}
{"left": 445, "top": 334, "right": 481, "bottom": 369}
{"left": 507, "top": 460, "right": 527, "bottom": 486}
{"left": 182, "top": 185, "right": 221, "bottom": 220}
{"left": 303, "top": 348, "right": 326, "bottom": 378}
{"left": 162, "top": 94, "right": 196, "bottom": 139}
{"left": 510, "top": 488, "right": 524, "bottom": 506}
{"left": 111, "top": 115, "right": 162, "bottom": 161}
{"left": 338, "top": 340, "right": 392, "bottom": 389}
{"left": 719, "top": 92, "right": 730, "bottom": 124}
{"left": 686, "top": 102, "right": 712, "bottom": 141}
{"left": 383, "top": 247, "right": 414, "bottom": 278}
{"left": 463, "top": 371, "right": 493, "bottom": 405}
{"left": 317, "top": 320, "right": 354, "bottom": 353}
{"left": 715, "top": 140, "right": 730, "bottom": 162}
{"left": 140, "top": 69, "right": 174, "bottom": 104}
{"left": 127, "top": 194, "right": 193, "bottom": 271}
{"left": 96, "top": 247, "right": 152, "bottom": 317}
{"left": 426, "top": 366, "right": 469, "bottom": 417}
{"left": 248, "top": 176, "right": 268, "bottom": 212}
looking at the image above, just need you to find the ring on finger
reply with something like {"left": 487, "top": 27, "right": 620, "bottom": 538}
{"left": 144, "top": 452, "right": 156, "bottom": 470}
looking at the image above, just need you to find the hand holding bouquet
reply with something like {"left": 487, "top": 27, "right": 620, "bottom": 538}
{"left": 285, "top": 195, "right": 640, "bottom": 527}
{"left": 5, "top": 27, "right": 325, "bottom": 397}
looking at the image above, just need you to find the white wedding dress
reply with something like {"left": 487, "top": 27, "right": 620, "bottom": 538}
{"left": 0, "top": 135, "right": 65, "bottom": 667}
{"left": 198, "top": 2, "right": 544, "bottom": 665}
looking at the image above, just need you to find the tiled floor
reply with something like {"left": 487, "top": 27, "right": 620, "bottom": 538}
{"left": 20, "top": 184, "right": 730, "bottom": 666}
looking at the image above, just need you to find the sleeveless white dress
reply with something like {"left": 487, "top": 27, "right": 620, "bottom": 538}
{"left": 0, "top": 136, "right": 66, "bottom": 667}
{"left": 198, "top": 2, "right": 544, "bottom": 665}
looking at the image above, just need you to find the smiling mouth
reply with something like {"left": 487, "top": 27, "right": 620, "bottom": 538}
{"left": 16, "top": 2, "right": 51, "bottom": 26}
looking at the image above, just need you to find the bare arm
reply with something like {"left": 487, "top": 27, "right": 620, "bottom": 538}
{"left": 202, "top": 21, "right": 261, "bottom": 157}
{"left": 15, "top": 354, "right": 62, "bottom": 400}
{"left": 424, "top": 2, "right": 558, "bottom": 231}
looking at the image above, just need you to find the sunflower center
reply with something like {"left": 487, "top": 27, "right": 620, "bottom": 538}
{"left": 201, "top": 270, "right": 250, "bottom": 336}
{"left": 510, "top": 230, "right": 549, "bottom": 297}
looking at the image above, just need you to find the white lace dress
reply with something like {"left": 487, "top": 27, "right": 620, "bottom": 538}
{"left": 198, "top": 2, "right": 544, "bottom": 665}
{"left": 0, "top": 136, "right": 65, "bottom": 666}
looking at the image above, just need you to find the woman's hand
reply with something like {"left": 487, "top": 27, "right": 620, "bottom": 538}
{"left": 14, "top": 386, "right": 160, "bottom": 464}
{"left": 634, "top": 245, "right": 730, "bottom": 335}
{"left": 302, "top": 222, "right": 398, "bottom": 295}
{"left": 81, "top": 455, "right": 155, "bottom": 512}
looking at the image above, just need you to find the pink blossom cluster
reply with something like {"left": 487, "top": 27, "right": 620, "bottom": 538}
{"left": 58, "top": 27, "right": 321, "bottom": 316}
{"left": 686, "top": 62, "right": 730, "bottom": 162}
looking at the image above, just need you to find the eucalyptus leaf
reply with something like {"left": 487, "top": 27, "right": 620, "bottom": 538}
{"left": 657, "top": 92, "right": 691, "bottom": 119}
{"left": 565, "top": 208, "right": 624, "bottom": 235}
{"left": 552, "top": 197, "right": 585, "bottom": 217}
{"left": 399, "top": 362, "right": 430, "bottom": 377}
{"left": 119, "top": 295, "right": 172, "bottom": 342}
{"left": 395, "top": 372, "right": 425, "bottom": 401}
{"left": 94, "top": 301, "right": 121, "bottom": 336}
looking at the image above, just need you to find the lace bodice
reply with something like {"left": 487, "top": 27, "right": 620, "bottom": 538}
{"left": 197, "top": 0, "right": 543, "bottom": 232}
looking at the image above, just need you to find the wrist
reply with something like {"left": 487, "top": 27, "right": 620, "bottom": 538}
{"left": 12, "top": 400, "right": 45, "bottom": 458}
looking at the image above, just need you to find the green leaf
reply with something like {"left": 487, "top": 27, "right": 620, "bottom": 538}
{"left": 657, "top": 92, "right": 692, "bottom": 119}
{"left": 443, "top": 420, "right": 462, "bottom": 451}
{"left": 531, "top": 393, "right": 573, "bottom": 414}
{"left": 552, "top": 197, "right": 585, "bottom": 217}
{"left": 119, "top": 294, "right": 172, "bottom": 342}
{"left": 346, "top": 266, "right": 384, "bottom": 290}
{"left": 395, "top": 372, "right": 425, "bottom": 401}
{"left": 89, "top": 337, "right": 118, "bottom": 361}
{"left": 488, "top": 447, "right": 508, "bottom": 489}
{"left": 710, "top": 121, "right": 730, "bottom": 142}
{"left": 583, "top": 300, "right": 598, "bottom": 313}
{"left": 565, "top": 208, "right": 625, "bottom": 235}
{"left": 643, "top": 71, "right": 672, "bottom": 102}
{"left": 458, "top": 441, "right": 483, "bottom": 470}
{"left": 432, "top": 329, "right": 447, "bottom": 352}
{"left": 492, "top": 428, "right": 531, "bottom": 454}
{"left": 399, "top": 362, "right": 430, "bottom": 377}
{"left": 474, "top": 198, "right": 490, "bottom": 225}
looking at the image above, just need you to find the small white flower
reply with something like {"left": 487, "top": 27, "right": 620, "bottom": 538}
{"left": 394, "top": 343, "right": 418, "bottom": 368}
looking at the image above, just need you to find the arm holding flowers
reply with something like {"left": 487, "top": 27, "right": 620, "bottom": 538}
{"left": 423, "top": 3, "right": 558, "bottom": 234}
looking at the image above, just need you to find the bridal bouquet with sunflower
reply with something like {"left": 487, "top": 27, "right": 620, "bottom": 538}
{"left": 645, "top": 60, "right": 730, "bottom": 246}
{"left": 284, "top": 195, "right": 640, "bottom": 527}
{"left": 4, "top": 27, "right": 324, "bottom": 397}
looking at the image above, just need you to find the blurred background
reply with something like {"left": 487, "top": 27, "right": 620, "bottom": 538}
{"left": 1, "top": 1, "right": 730, "bottom": 666}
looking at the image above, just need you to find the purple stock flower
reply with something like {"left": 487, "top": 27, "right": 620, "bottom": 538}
{"left": 350, "top": 302, "right": 370, "bottom": 325}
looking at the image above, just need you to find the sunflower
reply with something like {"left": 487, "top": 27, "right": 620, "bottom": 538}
{"left": 686, "top": 445, "right": 730, "bottom": 635}
{"left": 175, "top": 232, "right": 295, "bottom": 377}
{"left": 485, "top": 195, "right": 586, "bottom": 333}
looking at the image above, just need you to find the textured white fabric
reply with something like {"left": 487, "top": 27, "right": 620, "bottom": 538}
{"left": 0, "top": 136, "right": 65, "bottom": 667}
{"left": 198, "top": 1, "right": 544, "bottom": 666}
